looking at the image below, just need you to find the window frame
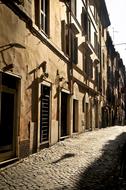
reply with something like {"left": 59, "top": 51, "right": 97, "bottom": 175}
{"left": 71, "top": 0, "right": 77, "bottom": 16}
{"left": 35, "top": 0, "right": 49, "bottom": 36}
{"left": 71, "top": 31, "right": 78, "bottom": 65}
{"left": 61, "top": 20, "right": 70, "bottom": 57}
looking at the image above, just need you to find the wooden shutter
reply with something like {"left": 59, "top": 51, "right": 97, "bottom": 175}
{"left": 66, "top": 25, "right": 70, "bottom": 56}
{"left": 81, "top": 7, "right": 88, "bottom": 35}
{"left": 90, "top": 60, "right": 93, "bottom": 78}
{"left": 61, "top": 20, "right": 70, "bottom": 56}
{"left": 35, "top": 0, "right": 40, "bottom": 28}
{"left": 85, "top": 55, "right": 89, "bottom": 75}
{"left": 74, "top": 36, "right": 78, "bottom": 64}
{"left": 95, "top": 66, "right": 98, "bottom": 86}
{"left": 61, "top": 20, "right": 67, "bottom": 54}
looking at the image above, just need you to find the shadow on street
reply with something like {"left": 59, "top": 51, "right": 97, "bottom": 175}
{"left": 51, "top": 153, "right": 76, "bottom": 164}
{"left": 56, "top": 132, "right": 126, "bottom": 190}
{"left": 75, "top": 132, "right": 126, "bottom": 190}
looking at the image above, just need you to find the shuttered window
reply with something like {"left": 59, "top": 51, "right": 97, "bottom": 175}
{"left": 34, "top": 0, "right": 49, "bottom": 35}
{"left": 85, "top": 56, "right": 93, "bottom": 78}
{"left": 89, "top": 60, "right": 93, "bottom": 78}
{"left": 81, "top": 7, "right": 88, "bottom": 35}
{"left": 61, "top": 20, "right": 70, "bottom": 56}
{"left": 94, "top": 32, "right": 98, "bottom": 55}
{"left": 61, "top": 20, "right": 78, "bottom": 64}
{"left": 85, "top": 55, "right": 89, "bottom": 75}
{"left": 71, "top": 32, "right": 78, "bottom": 64}
{"left": 88, "top": 19, "right": 91, "bottom": 42}
{"left": 95, "top": 66, "right": 98, "bottom": 87}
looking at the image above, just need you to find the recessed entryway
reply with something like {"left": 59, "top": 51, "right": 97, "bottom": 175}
{"left": 61, "top": 91, "right": 69, "bottom": 137}
{"left": 0, "top": 72, "right": 20, "bottom": 163}
{"left": 73, "top": 99, "right": 78, "bottom": 133}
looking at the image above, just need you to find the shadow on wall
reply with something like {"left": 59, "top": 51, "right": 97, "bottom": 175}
{"left": 56, "top": 132, "right": 126, "bottom": 190}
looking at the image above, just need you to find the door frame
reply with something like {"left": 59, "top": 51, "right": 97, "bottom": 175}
{"left": 85, "top": 102, "right": 89, "bottom": 130}
{"left": 37, "top": 80, "right": 52, "bottom": 150}
{"left": 73, "top": 98, "right": 79, "bottom": 133}
{"left": 0, "top": 71, "right": 21, "bottom": 163}
{"left": 59, "top": 89, "right": 70, "bottom": 139}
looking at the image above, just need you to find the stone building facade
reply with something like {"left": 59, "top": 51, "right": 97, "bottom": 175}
{"left": 0, "top": 0, "right": 125, "bottom": 165}
{"left": 104, "top": 32, "right": 126, "bottom": 127}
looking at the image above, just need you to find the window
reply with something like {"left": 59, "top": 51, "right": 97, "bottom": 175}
{"left": 102, "top": 26, "right": 104, "bottom": 37}
{"left": 71, "top": 32, "right": 78, "bottom": 64}
{"left": 71, "top": 0, "right": 76, "bottom": 16}
{"left": 35, "top": 0, "right": 49, "bottom": 35}
{"left": 83, "top": 49, "right": 85, "bottom": 73}
{"left": 103, "top": 79, "right": 105, "bottom": 95}
{"left": 107, "top": 66, "right": 110, "bottom": 81}
{"left": 95, "top": 66, "right": 98, "bottom": 86}
{"left": 85, "top": 56, "right": 93, "bottom": 78}
{"left": 89, "top": 59, "right": 93, "bottom": 79}
{"left": 102, "top": 52, "right": 105, "bottom": 68}
{"left": 87, "top": 19, "right": 91, "bottom": 42}
{"left": 94, "top": 7, "right": 98, "bottom": 23}
{"left": 81, "top": 7, "right": 88, "bottom": 35}
{"left": 94, "top": 32, "right": 98, "bottom": 55}
{"left": 98, "top": 42, "right": 100, "bottom": 59}
{"left": 61, "top": 20, "right": 78, "bottom": 64}
{"left": 61, "top": 20, "right": 70, "bottom": 56}
{"left": 85, "top": 55, "right": 89, "bottom": 75}
{"left": 98, "top": 73, "right": 101, "bottom": 92}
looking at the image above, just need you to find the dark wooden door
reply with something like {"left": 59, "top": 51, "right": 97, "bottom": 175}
{"left": 61, "top": 92, "right": 68, "bottom": 137}
{"left": 0, "top": 72, "right": 18, "bottom": 162}
{"left": 73, "top": 99, "right": 78, "bottom": 133}
{"left": 40, "top": 85, "right": 50, "bottom": 144}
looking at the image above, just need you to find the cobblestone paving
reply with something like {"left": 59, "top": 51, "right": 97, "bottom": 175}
{"left": 1, "top": 126, "right": 126, "bottom": 190}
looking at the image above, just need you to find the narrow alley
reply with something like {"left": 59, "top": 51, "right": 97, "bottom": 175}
{"left": 0, "top": 126, "right": 126, "bottom": 190}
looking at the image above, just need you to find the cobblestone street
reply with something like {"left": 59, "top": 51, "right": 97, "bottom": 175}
{"left": 1, "top": 126, "right": 126, "bottom": 190}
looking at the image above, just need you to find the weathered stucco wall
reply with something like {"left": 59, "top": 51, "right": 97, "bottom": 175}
{"left": 0, "top": 3, "right": 70, "bottom": 154}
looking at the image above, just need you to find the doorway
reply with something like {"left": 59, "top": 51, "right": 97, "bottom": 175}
{"left": 0, "top": 72, "right": 19, "bottom": 162}
{"left": 95, "top": 103, "right": 98, "bottom": 128}
{"left": 85, "top": 103, "right": 89, "bottom": 130}
{"left": 40, "top": 85, "right": 50, "bottom": 146}
{"left": 73, "top": 99, "right": 78, "bottom": 133}
{"left": 61, "top": 91, "right": 68, "bottom": 137}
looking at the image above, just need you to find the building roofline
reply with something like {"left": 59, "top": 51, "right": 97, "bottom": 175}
{"left": 95, "top": 0, "right": 111, "bottom": 28}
